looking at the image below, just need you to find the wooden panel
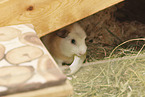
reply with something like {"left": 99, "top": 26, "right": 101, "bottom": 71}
{"left": 0, "top": 24, "right": 68, "bottom": 96}
{"left": 0, "top": 0, "right": 123, "bottom": 37}
{"left": 6, "top": 81, "right": 73, "bottom": 97}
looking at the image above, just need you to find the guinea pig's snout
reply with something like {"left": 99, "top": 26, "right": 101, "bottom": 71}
{"left": 79, "top": 51, "right": 86, "bottom": 55}
{"left": 77, "top": 46, "right": 87, "bottom": 56}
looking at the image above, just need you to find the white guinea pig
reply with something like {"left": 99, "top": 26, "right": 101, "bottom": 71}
{"left": 41, "top": 23, "right": 87, "bottom": 74}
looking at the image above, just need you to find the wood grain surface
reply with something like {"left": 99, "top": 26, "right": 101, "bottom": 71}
{"left": 6, "top": 81, "right": 73, "bottom": 97}
{"left": 0, "top": 0, "right": 123, "bottom": 37}
{"left": 0, "top": 0, "right": 123, "bottom": 96}
{"left": 0, "top": 24, "right": 68, "bottom": 96}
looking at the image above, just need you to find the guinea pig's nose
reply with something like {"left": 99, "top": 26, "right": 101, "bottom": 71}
{"left": 78, "top": 49, "right": 87, "bottom": 56}
{"left": 79, "top": 51, "right": 85, "bottom": 55}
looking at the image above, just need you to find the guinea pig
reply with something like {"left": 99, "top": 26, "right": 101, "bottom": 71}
{"left": 41, "top": 23, "right": 87, "bottom": 74}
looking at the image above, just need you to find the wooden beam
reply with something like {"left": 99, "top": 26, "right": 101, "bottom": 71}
{"left": 0, "top": 0, "right": 123, "bottom": 37}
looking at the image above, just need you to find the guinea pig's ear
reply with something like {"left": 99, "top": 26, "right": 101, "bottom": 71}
{"left": 55, "top": 29, "right": 70, "bottom": 38}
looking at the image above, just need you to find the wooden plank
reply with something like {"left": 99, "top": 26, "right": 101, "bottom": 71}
{"left": 0, "top": 24, "right": 69, "bottom": 96}
{"left": 0, "top": 0, "right": 123, "bottom": 37}
{"left": 6, "top": 81, "right": 73, "bottom": 97}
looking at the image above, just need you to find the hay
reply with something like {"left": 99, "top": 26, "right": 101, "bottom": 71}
{"left": 65, "top": 35, "right": 145, "bottom": 97}
{"left": 64, "top": 2, "right": 145, "bottom": 97}
{"left": 66, "top": 49, "right": 145, "bottom": 97}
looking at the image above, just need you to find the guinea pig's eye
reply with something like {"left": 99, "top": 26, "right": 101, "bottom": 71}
{"left": 71, "top": 39, "right": 76, "bottom": 44}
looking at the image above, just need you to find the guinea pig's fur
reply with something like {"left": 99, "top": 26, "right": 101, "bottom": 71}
{"left": 41, "top": 23, "right": 87, "bottom": 73}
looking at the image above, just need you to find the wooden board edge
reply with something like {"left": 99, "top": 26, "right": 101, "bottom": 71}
{"left": 38, "top": 0, "right": 124, "bottom": 37}
{"left": 5, "top": 80, "right": 73, "bottom": 97}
